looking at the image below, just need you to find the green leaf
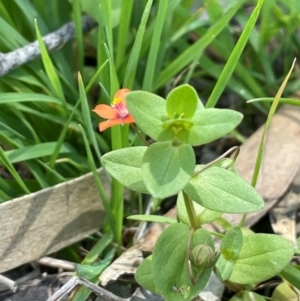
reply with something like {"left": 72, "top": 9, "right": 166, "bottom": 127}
{"left": 81, "top": 232, "right": 113, "bottom": 265}
{"left": 142, "top": 141, "right": 195, "bottom": 198}
{"left": 279, "top": 264, "right": 300, "bottom": 291}
{"left": 0, "top": 93, "right": 62, "bottom": 104}
{"left": 177, "top": 191, "right": 222, "bottom": 226}
{"left": 184, "top": 166, "right": 264, "bottom": 213}
{"left": 1, "top": 142, "right": 74, "bottom": 165}
{"left": 220, "top": 226, "right": 243, "bottom": 259}
{"left": 135, "top": 255, "right": 157, "bottom": 293}
{"left": 101, "top": 146, "right": 148, "bottom": 193}
{"left": 76, "top": 261, "right": 110, "bottom": 280}
{"left": 152, "top": 224, "right": 212, "bottom": 301}
{"left": 126, "top": 91, "right": 172, "bottom": 141}
{"left": 215, "top": 254, "right": 233, "bottom": 281}
{"left": 229, "top": 234, "right": 294, "bottom": 284}
{"left": 166, "top": 84, "right": 198, "bottom": 119}
{"left": 127, "top": 215, "right": 177, "bottom": 224}
{"left": 176, "top": 109, "right": 243, "bottom": 146}
{"left": 72, "top": 248, "right": 115, "bottom": 301}
{"left": 215, "top": 226, "right": 243, "bottom": 281}
{"left": 126, "top": 89, "right": 225, "bottom": 146}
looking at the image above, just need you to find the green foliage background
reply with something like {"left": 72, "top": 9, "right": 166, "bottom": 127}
{"left": 1, "top": 1, "right": 300, "bottom": 299}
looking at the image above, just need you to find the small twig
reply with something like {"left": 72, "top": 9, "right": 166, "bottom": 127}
{"left": 0, "top": 274, "right": 17, "bottom": 293}
{"left": 194, "top": 146, "right": 240, "bottom": 176}
{"left": 0, "top": 263, "right": 41, "bottom": 293}
{"left": 47, "top": 272, "right": 73, "bottom": 298}
{"left": 37, "top": 257, "right": 77, "bottom": 271}
{"left": 46, "top": 276, "right": 125, "bottom": 301}
{"left": 0, "top": 15, "right": 98, "bottom": 77}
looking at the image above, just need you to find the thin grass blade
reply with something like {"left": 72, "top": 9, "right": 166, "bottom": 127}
{"left": 142, "top": 0, "right": 169, "bottom": 91}
{"left": 116, "top": 0, "right": 134, "bottom": 68}
{"left": 72, "top": 0, "right": 84, "bottom": 75}
{"left": 206, "top": 0, "right": 264, "bottom": 108}
{"left": 48, "top": 98, "right": 81, "bottom": 171}
{"left": 251, "top": 59, "right": 296, "bottom": 188}
{"left": 153, "top": 1, "right": 243, "bottom": 90}
{"left": 34, "top": 19, "right": 67, "bottom": 110}
{"left": 0, "top": 147, "right": 30, "bottom": 194}
{"left": 79, "top": 124, "right": 116, "bottom": 239}
{"left": 123, "top": 0, "right": 154, "bottom": 89}
{"left": 78, "top": 73, "right": 102, "bottom": 163}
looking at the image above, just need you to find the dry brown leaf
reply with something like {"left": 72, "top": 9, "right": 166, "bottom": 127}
{"left": 0, "top": 170, "right": 109, "bottom": 273}
{"left": 224, "top": 104, "right": 300, "bottom": 227}
{"left": 269, "top": 168, "right": 300, "bottom": 245}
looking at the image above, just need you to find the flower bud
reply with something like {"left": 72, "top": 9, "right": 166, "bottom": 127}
{"left": 190, "top": 244, "right": 216, "bottom": 269}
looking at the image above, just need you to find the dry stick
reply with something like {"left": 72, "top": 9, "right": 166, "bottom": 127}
{"left": 14, "top": 264, "right": 41, "bottom": 284}
{"left": 37, "top": 257, "right": 77, "bottom": 271}
{"left": 0, "top": 274, "right": 17, "bottom": 293}
{"left": 0, "top": 15, "right": 98, "bottom": 77}
{"left": 46, "top": 276, "right": 125, "bottom": 301}
{"left": 0, "top": 263, "right": 40, "bottom": 293}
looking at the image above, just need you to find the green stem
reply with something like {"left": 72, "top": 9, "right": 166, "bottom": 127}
{"left": 186, "top": 228, "right": 195, "bottom": 258}
{"left": 214, "top": 217, "right": 233, "bottom": 231}
{"left": 209, "top": 231, "right": 224, "bottom": 239}
{"left": 231, "top": 146, "right": 240, "bottom": 162}
{"left": 239, "top": 214, "right": 247, "bottom": 227}
{"left": 182, "top": 191, "right": 199, "bottom": 229}
{"left": 130, "top": 124, "right": 149, "bottom": 146}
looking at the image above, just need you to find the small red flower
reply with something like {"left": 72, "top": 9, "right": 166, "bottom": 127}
{"left": 93, "top": 88, "right": 135, "bottom": 132}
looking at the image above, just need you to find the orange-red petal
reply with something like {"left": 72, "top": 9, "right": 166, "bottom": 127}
{"left": 99, "top": 116, "right": 135, "bottom": 131}
{"left": 113, "top": 88, "right": 130, "bottom": 106}
{"left": 115, "top": 88, "right": 130, "bottom": 99}
{"left": 93, "top": 104, "right": 118, "bottom": 119}
{"left": 123, "top": 115, "right": 135, "bottom": 124}
{"left": 99, "top": 119, "right": 123, "bottom": 131}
